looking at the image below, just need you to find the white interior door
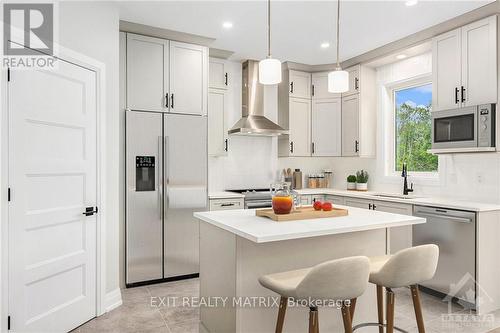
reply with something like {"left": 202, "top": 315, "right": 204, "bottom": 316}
{"left": 312, "top": 98, "right": 342, "bottom": 156}
{"left": 8, "top": 58, "right": 97, "bottom": 332}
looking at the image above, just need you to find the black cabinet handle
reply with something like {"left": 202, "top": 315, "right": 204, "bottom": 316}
{"left": 224, "top": 139, "right": 228, "bottom": 152}
{"left": 290, "top": 141, "right": 294, "bottom": 153}
{"left": 355, "top": 140, "right": 359, "bottom": 153}
{"left": 224, "top": 73, "right": 228, "bottom": 86}
{"left": 455, "top": 87, "right": 459, "bottom": 104}
{"left": 165, "top": 93, "right": 169, "bottom": 108}
{"left": 372, "top": 204, "right": 377, "bottom": 210}
{"left": 368, "top": 204, "right": 372, "bottom": 210}
{"left": 171, "top": 94, "right": 174, "bottom": 109}
{"left": 461, "top": 86, "right": 466, "bottom": 103}
{"left": 355, "top": 77, "right": 359, "bottom": 90}
{"left": 82, "top": 206, "right": 98, "bottom": 216}
{"left": 312, "top": 84, "right": 315, "bottom": 96}
{"left": 290, "top": 82, "right": 294, "bottom": 94}
{"left": 312, "top": 142, "right": 315, "bottom": 154}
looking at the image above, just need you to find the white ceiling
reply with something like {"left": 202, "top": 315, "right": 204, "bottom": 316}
{"left": 118, "top": 0, "right": 493, "bottom": 65}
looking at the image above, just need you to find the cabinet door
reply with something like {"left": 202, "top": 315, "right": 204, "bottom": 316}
{"left": 341, "top": 94, "right": 360, "bottom": 156}
{"left": 208, "top": 89, "right": 228, "bottom": 156}
{"left": 325, "top": 195, "right": 345, "bottom": 205}
{"left": 126, "top": 33, "right": 168, "bottom": 111}
{"left": 461, "top": 16, "right": 497, "bottom": 107}
{"left": 170, "top": 41, "right": 208, "bottom": 115}
{"left": 300, "top": 195, "right": 311, "bottom": 205}
{"left": 289, "top": 98, "right": 311, "bottom": 156}
{"left": 344, "top": 197, "right": 372, "bottom": 209}
{"left": 432, "top": 29, "right": 462, "bottom": 111}
{"left": 311, "top": 195, "right": 325, "bottom": 203}
{"left": 342, "top": 65, "right": 360, "bottom": 96}
{"left": 373, "top": 201, "right": 413, "bottom": 254}
{"left": 312, "top": 72, "right": 341, "bottom": 99}
{"left": 209, "top": 58, "right": 228, "bottom": 90}
{"left": 289, "top": 70, "right": 311, "bottom": 99}
{"left": 312, "top": 98, "right": 341, "bottom": 156}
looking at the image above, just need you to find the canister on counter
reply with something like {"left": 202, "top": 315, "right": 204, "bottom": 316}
{"left": 293, "top": 169, "right": 303, "bottom": 189}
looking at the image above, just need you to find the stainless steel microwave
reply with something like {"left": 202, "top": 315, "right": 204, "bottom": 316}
{"left": 431, "top": 104, "right": 495, "bottom": 149}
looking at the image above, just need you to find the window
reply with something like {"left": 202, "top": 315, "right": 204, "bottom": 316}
{"left": 394, "top": 83, "right": 438, "bottom": 173}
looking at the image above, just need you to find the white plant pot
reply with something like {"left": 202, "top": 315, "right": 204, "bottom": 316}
{"left": 347, "top": 182, "right": 356, "bottom": 190}
{"left": 356, "top": 183, "right": 368, "bottom": 191}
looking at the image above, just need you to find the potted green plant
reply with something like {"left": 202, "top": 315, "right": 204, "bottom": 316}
{"left": 356, "top": 170, "right": 369, "bottom": 191}
{"left": 346, "top": 175, "right": 357, "bottom": 190}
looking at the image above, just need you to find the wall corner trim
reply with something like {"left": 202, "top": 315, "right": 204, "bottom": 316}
{"left": 104, "top": 288, "right": 123, "bottom": 313}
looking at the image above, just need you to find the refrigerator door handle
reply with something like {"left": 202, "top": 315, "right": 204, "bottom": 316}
{"left": 158, "top": 136, "right": 163, "bottom": 219}
{"left": 164, "top": 136, "right": 170, "bottom": 211}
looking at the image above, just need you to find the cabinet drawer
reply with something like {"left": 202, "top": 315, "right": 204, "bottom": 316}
{"left": 311, "top": 195, "right": 325, "bottom": 203}
{"left": 300, "top": 195, "right": 311, "bottom": 205}
{"left": 325, "top": 195, "right": 345, "bottom": 205}
{"left": 209, "top": 199, "right": 244, "bottom": 211}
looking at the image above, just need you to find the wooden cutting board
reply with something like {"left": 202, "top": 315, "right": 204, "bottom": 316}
{"left": 256, "top": 206, "right": 348, "bottom": 222}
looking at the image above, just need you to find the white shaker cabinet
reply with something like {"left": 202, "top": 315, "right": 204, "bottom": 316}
{"left": 344, "top": 197, "right": 372, "bottom": 209}
{"left": 126, "top": 33, "right": 169, "bottom": 111}
{"left": 341, "top": 94, "right": 360, "bottom": 156}
{"left": 312, "top": 98, "right": 342, "bottom": 156}
{"left": 289, "top": 70, "right": 312, "bottom": 99}
{"left": 208, "top": 89, "right": 228, "bottom": 156}
{"left": 169, "top": 41, "right": 208, "bottom": 115}
{"left": 311, "top": 72, "right": 341, "bottom": 99}
{"left": 372, "top": 201, "right": 413, "bottom": 254}
{"left": 432, "top": 15, "right": 497, "bottom": 111}
{"left": 288, "top": 98, "right": 312, "bottom": 156}
{"left": 209, "top": 58, "right": 229, "bottom": 90}
{"left": 343, "top": 65, "right": 360, "bottom": 97}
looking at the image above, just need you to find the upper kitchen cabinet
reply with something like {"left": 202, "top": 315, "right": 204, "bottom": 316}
{"left": 279, "top": 98, "right": 312, "bottom": 157}
{"left": 126, "top": 34, "right": 169, "bottom": 112}
{"left": 312, "top": 98, "right": 342, "bottom": 156}
{"left": 286, "top": 70, "right": 311, "bottom": 99}
{"left": 209, "top": 58, "right": 229, "bottom": 90}
{"left": 311, "top": 72, "right": 341, "bottom": 99}
{"left": 126, "top": 34, "right": 208, "bottom": 115}
{"left": 169, "top": 41, "right": 208, "bottom": 115}
{"left": 432, "top": 16, "right": 497, "bottom": 111}
{"left": 341, "top": 65, "right": 376, "bottom": 157}
{"left": 208, "top": 89, "right": 228, "bottom": 156}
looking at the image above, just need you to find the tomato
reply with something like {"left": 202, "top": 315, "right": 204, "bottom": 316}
{"left": 322, "top": 202, "right": 333, "bottom": 211}
{"left": 313, "top": 200, "right": 323, "bottom": 211}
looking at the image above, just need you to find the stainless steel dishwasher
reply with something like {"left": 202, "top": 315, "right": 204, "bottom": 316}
{"left": 413, "top": 205, "right": 476, "bottom": 308}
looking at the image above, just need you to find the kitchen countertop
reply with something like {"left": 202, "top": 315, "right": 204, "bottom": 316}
{"left": 295, "top": 189, "right": 500, "bottom": 212}
{"left": 208, "top": 191, "right": 245, "bottom": 199}
{"left": 194, "top": 205, "right": 425, "bottom": 243}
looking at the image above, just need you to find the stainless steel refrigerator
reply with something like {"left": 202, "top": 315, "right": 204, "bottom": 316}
{"left": 125, "top": 110, "right": 207, "bottom": 286}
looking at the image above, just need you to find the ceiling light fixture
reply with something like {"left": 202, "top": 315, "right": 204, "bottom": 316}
{"left": 222, "top": 22, "right": 233, "bottom": 29}
{"left": 405, "top": 0, "right": 418, "bottom": 6}
{"left": 396, "top": 54, "right": 407, "bottom": 60}
{"left": 328, "top": 0, "right": 349, "bottom": 93}
{"left": 258, "top": 0, "right": 282, "bottom": 85}
{"left": 321, "top": 42, "right": 330, "bottom": 49}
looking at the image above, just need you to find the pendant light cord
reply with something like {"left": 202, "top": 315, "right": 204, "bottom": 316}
{"left": 267, "top": 0, "right": 271, "bottom": 58}
{"left": 336, "top": 0, "right": 341, "bottom": 68}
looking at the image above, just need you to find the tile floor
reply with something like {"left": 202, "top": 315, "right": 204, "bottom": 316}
{"left": 73, "top": 278, "right": 500, "bottom": 333}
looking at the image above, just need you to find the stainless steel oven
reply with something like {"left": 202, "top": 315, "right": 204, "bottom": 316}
{"left": 431, "top": 104, "right": 495, "bottom": 149}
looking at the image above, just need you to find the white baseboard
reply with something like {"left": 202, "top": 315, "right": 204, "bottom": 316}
{"left": 104, "top": 288, "right": 122, "bottom": 312}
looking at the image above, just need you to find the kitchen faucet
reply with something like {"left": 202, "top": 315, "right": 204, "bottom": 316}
{"left": 402, "top": 163, "right": 414, "bottom": 195}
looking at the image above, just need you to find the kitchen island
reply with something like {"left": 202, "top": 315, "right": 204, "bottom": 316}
{"left": 194, "top": 206, "right": 425, "bottom": 333}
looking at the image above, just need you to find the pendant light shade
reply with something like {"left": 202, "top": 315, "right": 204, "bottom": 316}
{"left": 259, "top": 0, "right": 282, "bottom": 85}
{"left": 328, "top": 68, "right": 349, "bottom": 93}
{"left": 328, "top": 0, "right": 349, "bottom": 93}
{"left": 259, "top": 58, "right": 282, "bottom": 85}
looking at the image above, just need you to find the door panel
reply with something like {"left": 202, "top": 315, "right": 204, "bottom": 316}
{"left": 126, "top": 110, "right": 163, "bottom": 284}
{"left": 343, "top": 65, "right": 360, "bottom": 96}
{"left": 289, "top": 70, "right": 311, "bottom": 99}
{"left": 432, "top": 29, "right": 462, "bottom": 111}
{"left": 312, "top": 72, "right": 340, "bottom": 99}
{"left": 208, "top": 89, "right": 227, "bottom": 156}
{"left": 289, "top": 98, "right": 311, "bottom": 156}
{"left": 341, "top": 95, "right": 360, "bottom": 156}
{"left": 170, "top": 41, "right": 207, "bottom": 115}
{"left": 126, "top": 33, "right": 168, "bottom": 111}
{"left": 312, "top": 98, "right": 341, "bottom": 156}
{"left": 209, "top": 58, "right": 228, "bottom": 90}
{"left": 344, "top": 198, "right": 372, "bottom": 209}
{"left": 461, "top": 16, "right": 497, "bottom": 107}
{"left": 9, "top": 59, "right": 97, "bottom": 332}
{"left": 164, "top": 114, "right": 207, "bottom": 278}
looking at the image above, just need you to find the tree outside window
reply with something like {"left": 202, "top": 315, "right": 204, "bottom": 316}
{"left": 394, "top": 83, "right": 438, "bottom": 172}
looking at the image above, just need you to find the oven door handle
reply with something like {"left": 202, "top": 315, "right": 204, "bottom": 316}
{"left": 246, "top": 202, "right": 272, "bottom": 209}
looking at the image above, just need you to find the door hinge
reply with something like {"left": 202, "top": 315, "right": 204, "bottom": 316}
{"left": 7, "top": 188, "right": 11, "bottom": 202}
{"left": 7, "top": 315, "right": 10, "bottom": 330}
{"left": 7, "top": 68, "right": 10, "bottom": 82}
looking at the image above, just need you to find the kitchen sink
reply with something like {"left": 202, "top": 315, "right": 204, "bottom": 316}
{"left": 373, "top": 193, "right": 422, "bottom": 200}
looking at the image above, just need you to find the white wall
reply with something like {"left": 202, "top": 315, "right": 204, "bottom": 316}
{"left": 59, "top": 2, "right": 121, "bottom": 294}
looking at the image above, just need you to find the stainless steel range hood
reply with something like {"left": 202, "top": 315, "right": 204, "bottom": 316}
{"left": 228, "top": 60, "right": 288, "bottom": 136}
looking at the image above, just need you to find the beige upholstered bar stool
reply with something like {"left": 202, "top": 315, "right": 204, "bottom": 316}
{"left": 353, "top": 244, "right": 439, "bottom": 333}
{"left": 259, "top": 256, "right": 370, "bottom": 333}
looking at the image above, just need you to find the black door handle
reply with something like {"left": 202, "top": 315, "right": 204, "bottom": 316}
{"left": 372, "top": 204, "right": 377, "bottom": 210}
{"left": 355, "top": 140, "right": 359, "bottom": 153}
{"left": 171, "top": 94, "right": 174, "bottom": 109}
{"left": 368, "top": 204, "right": 372, "bottom": 210}
{"left": 290, "top": 141, "right": 294, "bottom": 153}
{"left": 312, "top": 142, "right": 315, "bottom": 154}
{"left": 355, "top": 77, "right": 359, "bottom": 90}
{"left": 461, "top": 86, "right": 466, "bottom": 103}
{"left": 290, "top": 82, "right": 294, "bottom": 94}
{"left": 455, "top": 87, "right": 459, "bottom": 104}
{"left": 82, "top": 206, "right": 98, "bottom": 216}
{"left": 165, "top": 93, "right": 169, "bottom": 108}
{"left": 224, "top": 139, "right": 228, "bottom": 152}
{"left": 312, "top": 84, "right": 315, "bottom": 97}
{"left": 224, "top": 73, "right": 228, "bottom": 86}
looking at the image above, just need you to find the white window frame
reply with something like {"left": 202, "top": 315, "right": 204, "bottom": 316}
{"left": 383, "top": 74, "right": 439, "bottom": 182}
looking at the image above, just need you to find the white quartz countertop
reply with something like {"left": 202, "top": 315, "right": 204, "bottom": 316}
{"left": 208, "top": 191, "right": 245, "bottom": 199}
{"left": 194, "top": 205, "right": 425, "bottom": 243}
{"left": 296, "top": 189, "right": 500, "bottom": 212}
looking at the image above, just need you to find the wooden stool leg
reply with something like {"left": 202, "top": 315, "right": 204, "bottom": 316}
{"left": 341, "top": 304, "right": 353, "bottom": 333}
{"left": 308, "top": 307, "right": 319, "bottom": 333}
{"left": 275, "top": 297, "right": 288, "bottom": 333}
{"left": 411, "top": 285, "right": 426, "bottom": 333}
{"left": 376, "top": 285, "right": 384, "bottom": 333}
{"left": 386, "top": 288, "right": 395, "bottom": 333}
{"left": 349, "top": 298, "right": 357, "bottom": 323}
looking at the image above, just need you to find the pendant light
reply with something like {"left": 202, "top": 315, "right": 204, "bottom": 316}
{"left": 259, "top": 0, "right": 282, "bottom": 84}
{"left": 328, "top": 0, "right": 349, "bottom": 93}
